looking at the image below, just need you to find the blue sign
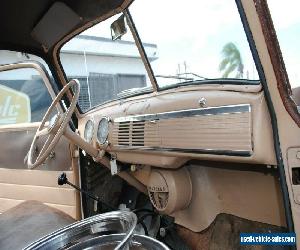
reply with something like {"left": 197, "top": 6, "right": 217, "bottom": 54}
{"left": 240, "top": 233, "right": 296, "bottom": 245}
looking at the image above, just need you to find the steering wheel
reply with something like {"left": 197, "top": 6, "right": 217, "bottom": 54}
{"left": 27, "top": 79, "right": 80, "bottom": 169}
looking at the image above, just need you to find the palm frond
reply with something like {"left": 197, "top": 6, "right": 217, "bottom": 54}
{"left": 219, "top": 42, "right": 243, "bottom": 78}
{"left": 219, "top": 58, "right": 229, "bottom": 71}
{"left": 222, "top": 63, "right": 238, "bottom": 78}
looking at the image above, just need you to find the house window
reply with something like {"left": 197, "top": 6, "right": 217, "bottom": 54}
{"left": 73, "top": 73, "right": 147, "bottom": 112}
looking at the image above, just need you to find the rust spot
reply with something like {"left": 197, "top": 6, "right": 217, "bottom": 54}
{"left": 253, "top": 0, "right": 300, "bottom": 127}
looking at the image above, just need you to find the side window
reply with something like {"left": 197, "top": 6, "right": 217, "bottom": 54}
{"left": 0, "top": 51, "right": 53, "bottom": 125}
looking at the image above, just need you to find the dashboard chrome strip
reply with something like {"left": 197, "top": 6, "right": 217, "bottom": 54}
{"left": 113, "top": 146, "right": 252, "bottom": 157}
{"left": 114, "top": 104, "right": 251, "bottom": 122}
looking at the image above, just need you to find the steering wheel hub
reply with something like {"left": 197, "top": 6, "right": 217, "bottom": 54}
{"left": 47, "top": 114, "right": 61, "bottom": 133}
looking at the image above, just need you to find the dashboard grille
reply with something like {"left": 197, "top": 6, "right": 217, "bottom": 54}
{"left": 111, "top": 104, "right": 253, "bottom": 155}
{"left": 115, "top": 120, "right": 145, "bottom": 146}
{"left": 118, "top": 121, "right": 130, "bottom": 146}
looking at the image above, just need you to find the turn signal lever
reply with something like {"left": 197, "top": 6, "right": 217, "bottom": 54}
{"left": 58, "top": 172, "right": 115, "bottom": 211}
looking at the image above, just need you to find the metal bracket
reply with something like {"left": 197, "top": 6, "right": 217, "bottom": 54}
{"left": 110, "top": 154, "right": 119, "bottom": 175}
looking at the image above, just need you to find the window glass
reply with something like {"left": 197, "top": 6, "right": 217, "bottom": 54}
{"left": 267, "top": 1, "right": 300, "bottom": 89}
{"left": 60, "top": 14, "right": 151, "bottom": 112}
{"left": 0, "top": 51, "right": 52, "bottom": 125}
{"left": 129, "top": 0, "right": 259, "bottom": 88}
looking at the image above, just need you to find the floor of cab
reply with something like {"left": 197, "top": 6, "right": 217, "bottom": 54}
{"left": 0, "top": 200, "right": 75, "bottom": 250}
{"left": 177, "top": 213, "right": 288, "bottom": 250}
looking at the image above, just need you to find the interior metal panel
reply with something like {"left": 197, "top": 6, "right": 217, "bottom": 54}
{"left": 31, "top": 2, "right": 81, "bottom": 50}
{"left": 111, "top": 104, "right": 252, "bottom": 156}
{"left": 0, "top": 169, "right": 77, "bottom": 218}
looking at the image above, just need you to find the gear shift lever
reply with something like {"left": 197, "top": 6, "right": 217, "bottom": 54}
{"left": 58, "top": 172, "right": 115, "bottom": 211}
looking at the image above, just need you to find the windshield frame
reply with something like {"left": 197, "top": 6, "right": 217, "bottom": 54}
{"left": 57, "top": 3, "right": 260, "bottom": 114}
{"left": 124, "top": 10, "right": 159, "bottom": 92}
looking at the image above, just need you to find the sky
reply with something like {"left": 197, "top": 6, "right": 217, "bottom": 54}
{"left": 82, "top": 0, "right": 300, "bottom": 88}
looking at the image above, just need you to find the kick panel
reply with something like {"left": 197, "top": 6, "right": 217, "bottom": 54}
{"left": 111, "top": 104, "right": 252, "bottom": 156}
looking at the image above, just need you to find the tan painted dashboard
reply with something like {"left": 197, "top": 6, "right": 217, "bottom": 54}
{"left": 77, "top": 84, "right": 283, "bottom": 231}
{"left": 78, "top": 85, "right": 276, "bottom": 167}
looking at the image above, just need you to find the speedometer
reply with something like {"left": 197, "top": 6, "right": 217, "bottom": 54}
{"left": 84, "top": 120, "right": 94, "bottom": 143}
{"left": 97, "top": 117, "right": 110, "bottom": 145}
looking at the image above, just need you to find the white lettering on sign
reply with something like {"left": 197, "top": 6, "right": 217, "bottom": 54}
{"left": 0, "top": 96, "right": 21, "bottom": 117}
{"left": 0, "top": 85, "right": 31, "bottom": 125}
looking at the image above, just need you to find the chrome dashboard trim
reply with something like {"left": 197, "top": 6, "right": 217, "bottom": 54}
{"left": 114, "top": 104, "right": 250, "bottom": 123}
{"left": 112, "top": 104, "right": 252, "bottom": 157}
{"left": 112, "top": 146, "right": 252, "bottom": 157}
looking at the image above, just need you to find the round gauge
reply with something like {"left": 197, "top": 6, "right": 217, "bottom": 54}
{"left": 97, "top": 117, "right": 110, "bottom": 145}
{"left": 84, "top": 120, "right": 94, "bottom": 143}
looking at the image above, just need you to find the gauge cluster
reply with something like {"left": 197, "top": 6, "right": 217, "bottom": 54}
{"left": 83, "top": 117, "right": 110, "bottom": 147}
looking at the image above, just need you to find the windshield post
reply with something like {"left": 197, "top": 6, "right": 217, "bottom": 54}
{"left": 123, "top": 9, "right": 158, "bottom": 92}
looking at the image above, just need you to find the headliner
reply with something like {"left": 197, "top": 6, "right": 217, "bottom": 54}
{"left": 0, "top": 0, "right": 132, "bottom": 56}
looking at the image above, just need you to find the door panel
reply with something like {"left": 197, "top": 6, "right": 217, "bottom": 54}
{"left": 0, "top": 123, "right": 71, "bottom": 170}
{"left": 0, "top": 121, "right": 78, "bottom": 219}
{"left": 0, "top": 169, "right": 77, "bottom": 217}
{"left": 0, "top": 61, "right": 79, "bottom": 219}
{"left": 241, "top": 0, "right": 300, "bottom": 243}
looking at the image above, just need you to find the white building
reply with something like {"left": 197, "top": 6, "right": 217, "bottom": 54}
{"left": 0, "top": 35, "right": 158, "bottom": 111}
{"left": 61, "top": 35, "right": 157, "bottom": 77}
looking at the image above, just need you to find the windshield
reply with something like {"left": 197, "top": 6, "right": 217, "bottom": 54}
{"left": 60, "top": 14, "right": 152, "bottom": 112}
{"left": 60, "top": 0, "right": 259, "bottom": 112}
{"left": 129, "top": 0, "right": 259, "bottom": 88}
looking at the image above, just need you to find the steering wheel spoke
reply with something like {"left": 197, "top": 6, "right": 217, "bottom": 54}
{"left": 36, "top": 127, "right": 49, "bottom": 137}
{"left": 36, "top": 133, "right": 55, "bottom": 162}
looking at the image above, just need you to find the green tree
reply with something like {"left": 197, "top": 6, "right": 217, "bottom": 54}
{"left": 219, "top": 42, "right": 244, "bottom": 78}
